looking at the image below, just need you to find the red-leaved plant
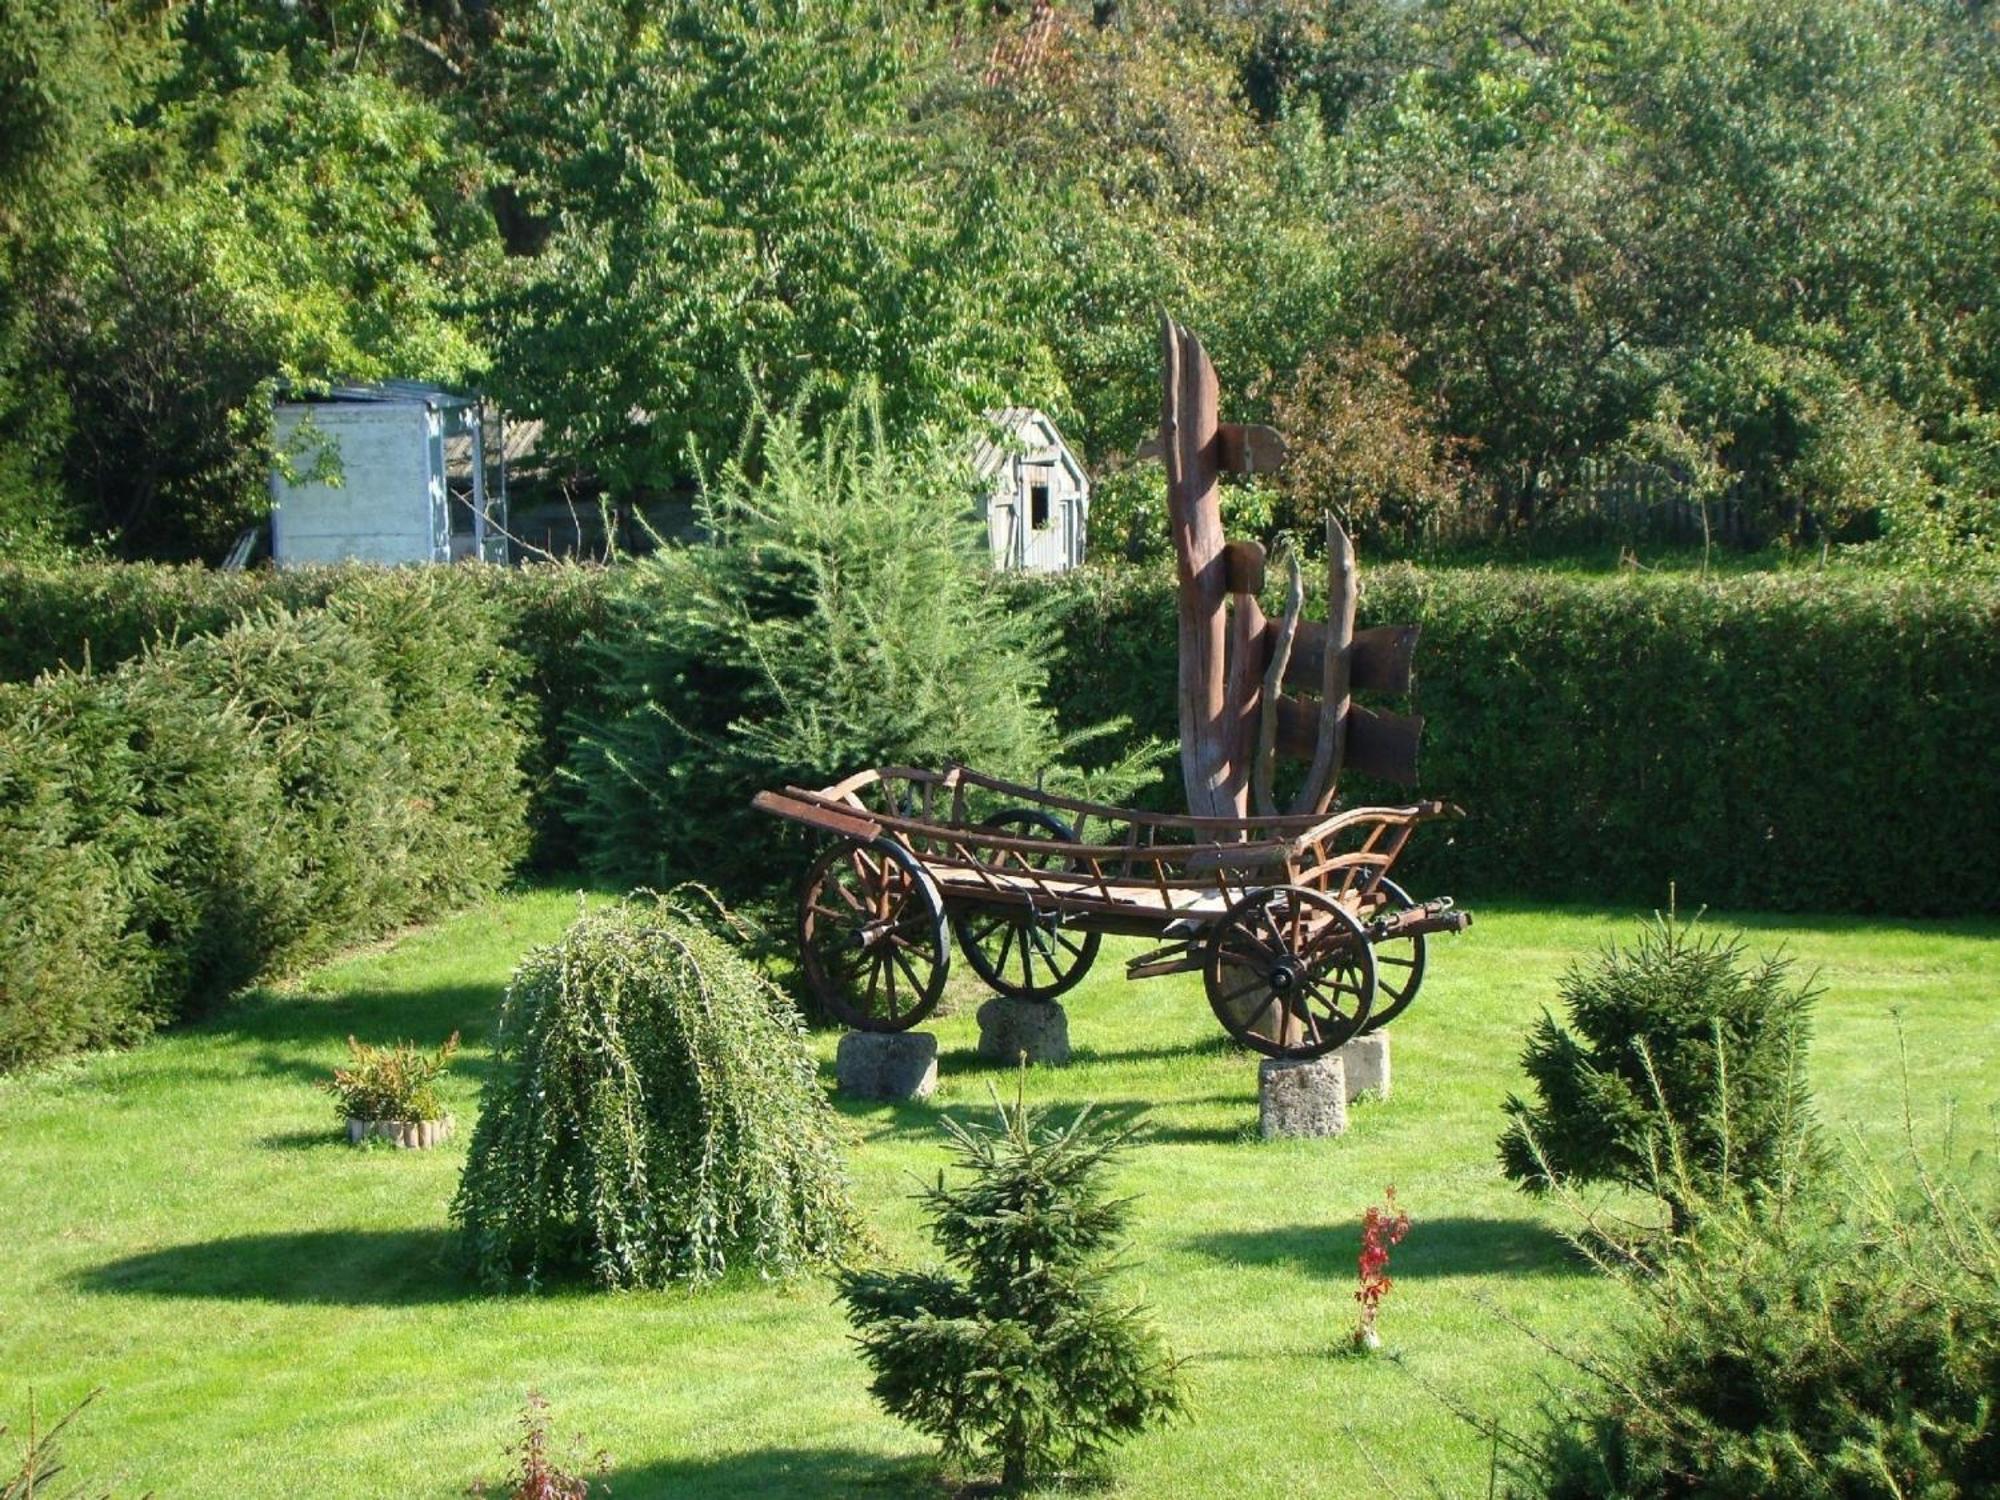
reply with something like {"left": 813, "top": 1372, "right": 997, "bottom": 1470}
{"left": 468, "top": 1393, "right": 608, "bottom": 1500}
{"left": 1352, "top": 1186, "right": 1411, "bottom": 1352}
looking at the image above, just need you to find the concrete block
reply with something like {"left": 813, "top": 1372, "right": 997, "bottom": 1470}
{"left": 1333, "top": 1030, "right": 1392, "bottom": 1102}
{"left": 836, "top": 1030, "right": 938, "bottom": 1101}
{"left": 1258, "top": 1054, "right": 1348, "bottom": 1139}
{"left": 976, "top": 997, "right": 1070, "bottom": 1066}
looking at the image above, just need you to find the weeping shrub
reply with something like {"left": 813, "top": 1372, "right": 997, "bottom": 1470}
{"left": 568, "top": 387, "right": 1155, "bottom": 900}
{"left": 451, "top": 893, "right": 859, "bottom": 1290}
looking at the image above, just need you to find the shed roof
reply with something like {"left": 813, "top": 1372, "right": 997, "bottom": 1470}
{"left": 972, "top": 407, "right": 1086, "bottom": 489}
{"left": 277, "top": 379, "right": 479, "bottom": 411}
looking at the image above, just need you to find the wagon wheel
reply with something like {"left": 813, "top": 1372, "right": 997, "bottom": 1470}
{"left": 953, "top": 809, "right": 1102, "bottom": 1003}
{"left": 1352, "top": 874, "right": 1428, "bottom": 1035}
{"left": 1204, "top": 886, "right": 1376, "bottom": 1060}
{"left": 799, "top": 836, "right": 949, "bottom": 1032}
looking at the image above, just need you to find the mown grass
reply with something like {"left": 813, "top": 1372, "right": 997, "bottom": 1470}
{"left": 2, "top": 889, "right": 1994, "bottom": 1498}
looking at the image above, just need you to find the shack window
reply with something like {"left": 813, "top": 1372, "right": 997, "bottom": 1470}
{"left": 1030, "top": 482, "right": 1051, "bottom": 530}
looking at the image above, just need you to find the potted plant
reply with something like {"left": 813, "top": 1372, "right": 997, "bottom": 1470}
{"left": 323, "top": 1032, "right": 460, "bottom": 1148}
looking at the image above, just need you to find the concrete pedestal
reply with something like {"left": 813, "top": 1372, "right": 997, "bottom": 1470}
{"left": 835, "top": 1030, "right": 938, "bottom": 1102}
{"left": 1333, "top": 1031, "right": 1392, "bottom": 1102}
{"left": 1258, "top": 1054, "right": 1348, "bottom": 1139}
{"left": 976, "top": 997, "right": 1070, "bottom": 1066}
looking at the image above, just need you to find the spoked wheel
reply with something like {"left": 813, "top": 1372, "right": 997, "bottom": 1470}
{"left": 1204, "top": 886, "right": 1376, "bottom": 1060}
{"left": 952, "top": 809, "right": 1102, "bottom": 1002}
{"left": 799, "top": 836, "right": 949, "bottom": 1032}
{"left": 1352, "top": 874, "right": 1428, "bottom": 1035}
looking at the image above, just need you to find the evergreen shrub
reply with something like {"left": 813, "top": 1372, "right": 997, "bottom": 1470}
{"left": 838, "top": 1092, "right": 1187, "bottom": 1491}
{"left": 568, "top": 390, "right": 1152, "bottom": 900}
{"left": 1023, "top": 563, "right": 2000, "bottom": 914}
{"left": 0, "top": 682, "right": 155, "bottom": 1069}
{"left": 452, "top": 893, "right": 858, "bottom": 1289}
{"left": 1516, "top": 1149, "right": 2000, "bottom": 1498}
{"left": 0, "top": 595, "right": 538, "bottom": 1070}
{"left": 1499, "top": 912, "right": 1819, "bottom": 1229}
{"left": 326, "top": 570, "right": 531, "bottom": 903}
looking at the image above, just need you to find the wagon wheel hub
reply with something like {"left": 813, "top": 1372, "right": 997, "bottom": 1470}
{"left": 1267, "top": 957, "right": 1304, "bottom": 994}
{"left": 856, "top": 920, "right": 897, "bottom": 951}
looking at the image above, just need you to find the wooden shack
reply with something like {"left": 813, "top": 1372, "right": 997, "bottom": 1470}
{"left": 971, "top": 407, "right": 1089, "bottom": 572}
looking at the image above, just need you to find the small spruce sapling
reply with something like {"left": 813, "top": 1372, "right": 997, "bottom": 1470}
{"left": 837, "top": 1087, "right": 1187, "bottom": 1492}
{"left": 1352, "top": 1186, "right": 1410, "bottom": 1353}
{"left": 1498, "top": 909, "right": 1819, "bottom": 1230}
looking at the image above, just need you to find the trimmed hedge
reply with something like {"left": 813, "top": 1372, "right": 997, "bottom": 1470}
{"left": 0, "top": 560, "right": 613, "bottom": 868}
{"left": 1025, "top": 564, "right": 2000, "bottom": 915}
{"left": 0, "top": 594, "right": 532, "bottom": 1071}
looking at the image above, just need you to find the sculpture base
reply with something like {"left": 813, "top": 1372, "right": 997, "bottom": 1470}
{"left": 976, "top": 997, "right": 1070, "bottom": 1067}
{"left": 1333, "top": 1031, "right": 1392, "bottom": 1102}
{"left": 835, "top": 1031, "right": 938, "bottom": 1102}
{"left": 1258, "top": 1055, "right": 1348, "bottom": 1139}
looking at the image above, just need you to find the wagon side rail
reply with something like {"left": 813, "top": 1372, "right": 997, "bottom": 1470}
{"left": 752, "top": 774, "right": 1458, "bottom": 924}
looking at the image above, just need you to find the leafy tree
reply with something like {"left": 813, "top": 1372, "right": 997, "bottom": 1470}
{"left": 838, "top": 1091, "right": 1187, "bottom": 1491}
{"left": 482, "top": 0, "right": 1061, "bottom": 500}
{"left": 1499, "top": 912, "right": 1821, "bottom": 1230}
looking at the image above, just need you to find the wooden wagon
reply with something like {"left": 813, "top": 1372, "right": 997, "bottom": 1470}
{"left": 752, "top": 764, "right": 1469, "bottom": 1061}
{"left": 755, "top": 316, "right": 1472, "bottom": 1061}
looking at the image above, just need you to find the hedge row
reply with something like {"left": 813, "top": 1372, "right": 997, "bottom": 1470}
{"left": 1024, "top": 565, "right": 2000, "bottom": 916}
{"left": 0, "top": 561, "right": 614, "bottom": 868}
{"left": 0, "top": 577, "right": 530, "bottom": 1070}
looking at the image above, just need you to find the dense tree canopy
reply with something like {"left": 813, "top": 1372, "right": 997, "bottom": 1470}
{"left": 0, "top": 0, "right": 1993, "bottom": 560}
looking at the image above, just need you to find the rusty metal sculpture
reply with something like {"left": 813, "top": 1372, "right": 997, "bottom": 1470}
{"left": 753, "top": 319, "right": 1467, "bottom": 1062}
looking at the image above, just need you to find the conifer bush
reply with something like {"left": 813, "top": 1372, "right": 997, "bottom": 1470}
{"left": 1498, "top": 912, "right": 1820, "bottom": 1229}
{"left": 452, "top": 893, "right": 858, "bottom": 1289}
{"left": 1516, "top": 1147, "right": 2000, "bottom": 1499}
{"left": 0, "top": 682, "right": 154, "bottom": 1070}
{"left": 568, "top": 387, "right": 1152, "bottom": 900}
{"left": 838, "top": 1092, "right": 1187, "bottom": 1491}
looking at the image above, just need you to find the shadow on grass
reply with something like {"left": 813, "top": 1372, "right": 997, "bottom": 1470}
{"left": 79, "top": 1228, "right": 480, "bottom": 1307}
{"left": 1187, "top": 1215, "right": 1590, "bottom": 1280}
{"left": 205, "top": 980, "right": 509, "bottom": 1055}
{"left": 607, "top": 1446, "right": 937, "bottom": 1500}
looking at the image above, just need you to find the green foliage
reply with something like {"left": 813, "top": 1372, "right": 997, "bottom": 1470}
{"left": 1513, "top": 1143, "right": 2000, "bottom": 1499}
{"left": 325, "top": 571, "right": 530, "bottom": 906}
{"left": 838, "top": 1091, "right": 1187, "bottom": 1490}
{"left": 569, "top": 389, "right": 1150, "bottom": 900}
{"left": 451, "top": 893, "right": 858, "bottom": 1290}
{"left": 0, "top": 681, "right": 156, "bottom": 1071}
{"left": 0, "top": 586, "right": 534, "bottom": 1071}
{"left": 322, "top": 1032, "right": 459, "bottom": 1123}
{"left": 0, "top": 558, "right": 605, "bottom": 868}
{"left": 484, "top": 0, "right": 1060, "bottom": 498}
{"left": 1024, "top": 561, "right": 2000, "bottom": 914}
{"left": 1498, "top": 913, "right": 1819, "bottom": 1229}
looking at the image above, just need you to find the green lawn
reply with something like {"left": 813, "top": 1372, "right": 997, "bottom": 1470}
{"left": 3, "top": 891, "right": 1994, "bottom": 1498}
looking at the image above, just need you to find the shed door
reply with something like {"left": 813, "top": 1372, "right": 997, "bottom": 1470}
{"left": 1021, "top": 464, "right": 1066, "bottom": 572}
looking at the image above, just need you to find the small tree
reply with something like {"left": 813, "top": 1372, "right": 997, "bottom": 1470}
{"left": 452, "top": 892, "right": 858, "bottom": 1289}
{"left": 1499, "top": 911, "right": 1819, "bottom": 1230}
{"left": 837, "top": 1092, "right": 1187, "bottom": 1491}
